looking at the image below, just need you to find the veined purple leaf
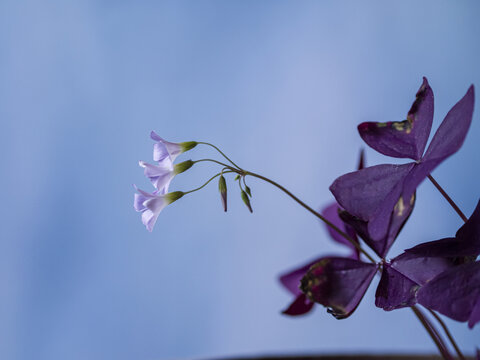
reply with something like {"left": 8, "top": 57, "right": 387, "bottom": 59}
{"left": 407, "top": 200, "right": 480, "bottom": 259}
{"left": 423, "top": 85, "right": 475, "bottom": 162}
{"left": 300, "top": 257, "right": 377, "bottom": 319}
{"left": 339, "top": 192, "right": 415, "bottom": 257}
{"left": 375, "top": 252, "right": 453, "bottom": 311}
{"left": 330, "top": 163, "right": 414, "bottom": 243}
{"left": 358, "top": 78, "right": 434, "bottom": 161}
{"left": 391, "top": 252, "right": 454, "bottom": 285}
{"left": 375, "top": 263, "right": 418, "bottom": 310}
{"left": 417, "top": 261, "right": 480, "bottom": 328}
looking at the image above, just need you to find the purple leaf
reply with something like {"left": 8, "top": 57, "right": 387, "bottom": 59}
{"left": 282, "top": 293, "right": 314, "bottom": 316}
{"left": 279, "top": 260, "right": 318, "bottom": 296}
{"left": 423, "top": 85, "right": 475, "bottom": 163}
{"left": 300, "top": 257, "right": 377, "bottom": 319}
{"left": 455, "top": 200, "right": 480, "bottom": 253}
{"left": 374, "top": 252, "right": 453, "bottom": 311}
{"left": 417, "top": 261, "right": 480, "bottom": 328}
{"left": 330, "top": 163, "right": 414, "bottom": 242}
{"left": 321, "top": 203, "right": 359, "bottom": 259}
{"left": 375, "top": 263, "right": 418, "bottom": 310}
{"left": 407, "top": 200, "right": 480, "bottom": 259}
{"left": 358, "top": 78, "right": 434, "bottom": 161}
{"left": 391, "top": 252, "right": 454, "bottom": 285}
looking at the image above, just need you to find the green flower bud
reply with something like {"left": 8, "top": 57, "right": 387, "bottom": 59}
{"left": 218, "top": 175, "right": 227, "bottom": 212}
{"left": 241, "top": 190, "right": 253, "bottom": 213}
{"left": 245, "top": 185, "right": 252, "bottom": 197}
{"left": 174, "top": 160, "right": 194, "bottom": 175}
{"left": 234, "top": 175, "right": 241, "bottom": 181}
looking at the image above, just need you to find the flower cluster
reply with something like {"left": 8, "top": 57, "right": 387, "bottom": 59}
{"left": 133, "top": 132, "right": 197, "bottom": 231}
{"left": 280, "top": 78, "right": 479, "bottom": 331}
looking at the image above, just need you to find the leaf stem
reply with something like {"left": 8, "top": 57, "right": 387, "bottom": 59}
{"left": 428, "top": 309, "right": 465, "bottom": 360}
{"left": 411, "top": 306, "right": 453, "bottom": 360}
{"left": 244, "top": 170, "right": 376, "bottom": 263}
{"left": 427, "top": 175, "right": 467, "bottom": 223}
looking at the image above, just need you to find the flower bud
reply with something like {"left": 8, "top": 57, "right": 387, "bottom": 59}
{"left": 245, "top": 185, "right": 252, "bottom": 197}
{"left": 241, "top": 190, "right": 253, "bottom": 213}
{"left": 165, "top": 191, "right": 184, "bottom": 204}
{"left": 174, "top": 160, "right": 194, "bottom": 175}
{"left": 218, "top": 175, "right": 227, "bottom": 212}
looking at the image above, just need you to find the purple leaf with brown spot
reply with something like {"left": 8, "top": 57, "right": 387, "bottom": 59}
{"left": 331, "top": 82, "right": 475, "bottom": 249}
{"left": 300, "top": 257, "right": 377, "bottom": 319}
{"left": 358, "top": 77, "right": 434, "bottom": 161}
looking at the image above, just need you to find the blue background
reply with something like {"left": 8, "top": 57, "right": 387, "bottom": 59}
{"left": 1, "top": 1, "right": 479, "bottom": 359}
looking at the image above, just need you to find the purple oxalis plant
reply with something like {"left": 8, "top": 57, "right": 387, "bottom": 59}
{"left": 133, "top": 78, "right": 478, "bottom": 359}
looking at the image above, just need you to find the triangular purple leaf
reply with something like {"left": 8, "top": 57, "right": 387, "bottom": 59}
{"left": 391, "top": 252, "right": 454, "bottom": 286}
{"left": 358, "top": 78, "right": 434, "bottom": 161}
{"left": 281, "top": 293, "right": 314, "bottom": 316}
{"left": 330, "top": 163, "right": 414, "bottom": 242}
{"left": 417, "top": 261, "right": 480, "bottom": 328}
{"left": 406, "top": 200, "right": 480, "bottom": 259}
{"left": 423, "top": 85, "right": 475, "bottom": 163}
{"left": 375, "top": 251, "right": 454, "bottom": 311}
{"left": 375, "top": 263, "right": 419, "bottom": 310}
{"left": 300, "top": 257, "right": 377, "bottom": 319}
{"left": 321, "top": 203, "right": 359, "bottom": 259}
{"left": 279, "top": 260, "right": 318, "bottom": 296}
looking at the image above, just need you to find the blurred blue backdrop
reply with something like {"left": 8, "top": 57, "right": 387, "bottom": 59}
{"left": 1, "top": 1, "right": 479, "bottom": 359}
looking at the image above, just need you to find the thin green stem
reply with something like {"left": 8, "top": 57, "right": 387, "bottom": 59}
{"left": 244, "top": 170, "right": 376, "bottom": 263}
{"left": 411, "top": 306, "right": 453, "bottom": 360}
{"left": 428, "top": 175, "right": 467, "bottom": 223}
{"left": 237, "top": 176, "right": 244, "bottom": 192}
{"left": 428, "top": 309, "right": 465, "bottom": 360}
{"left": 184, "top": 171, "right": 234, "bottom": 195}
{"left": 242, "top": 175, "right": 248, "bottom": 189}
{"left": 194, "top": 158, "right": 233, "bottom": 169}
{"left": 197, "top": 142, "right": 243, "bottom": 170}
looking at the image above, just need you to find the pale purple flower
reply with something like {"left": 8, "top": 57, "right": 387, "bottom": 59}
{"left": 139, "top": 160, "right": 175, "bottom": 194}
{"left": 150, "top": 131, "right": 197, "bottom": 163}
{"left": 139, "top": 159, "right": 194, "bottom": 194}
{"left": 133, "top": 186, "right": 184, "bottom": 232}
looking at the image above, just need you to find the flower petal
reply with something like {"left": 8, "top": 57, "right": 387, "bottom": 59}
{"left": 417, "top": 261, "right": 480, "bottom": 328}
{"left": 358, "top": 78, "right": 434, "bottom": 161}
{"left": 282, "top": 293, "right": 314, "bottom": 316}
{"left": 300, "top": 257, "right": 377, "bottom": 319}
{"left": 423, "top": 85, "right": 475, "bottom": 163}
{"left": 330, "top": 163, "right": 414, "bottom": 243}
{"left": 151, "top": 131, "right": 183, "bottom": 163}
{"left": 139, "top": 160, "right": 175, "bottom": 193}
